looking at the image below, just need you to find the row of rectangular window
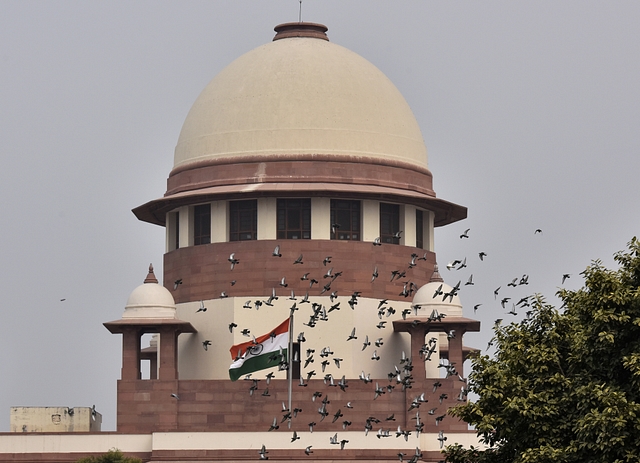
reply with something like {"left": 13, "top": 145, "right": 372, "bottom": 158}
{"left": 183, "top": 200, "right": 425, "bottom": 247}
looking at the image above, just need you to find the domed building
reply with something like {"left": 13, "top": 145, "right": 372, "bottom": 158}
{"left": 130, "top": 20, "right": 472, "bottom": 377}
{"left": 1, "top": 22, "right": 481, "bottom": 463}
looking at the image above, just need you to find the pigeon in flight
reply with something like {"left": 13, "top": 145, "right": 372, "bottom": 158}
{"left": 228, "top": 253, "right": 239, "bottom": 270}
{"left": 259, "top": 444, "right": 269, "bottom": 460}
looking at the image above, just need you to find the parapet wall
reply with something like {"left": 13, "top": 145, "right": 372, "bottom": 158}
{"left": 116, "top": 377, "right": 469, "bottom": 434}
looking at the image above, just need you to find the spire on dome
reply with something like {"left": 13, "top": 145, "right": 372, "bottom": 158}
{"left": 430, "top": 264, "right": 444, "bottom": 283}
{"left": 144, "top": 264, "right": 158, "bottom": 284}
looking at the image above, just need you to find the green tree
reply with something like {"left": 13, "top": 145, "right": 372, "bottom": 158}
{"left": 444, "top": 238, "right": 640, "bottom": 463}
{"left": 75, "top": 449, "right": 142, "bottom": 463}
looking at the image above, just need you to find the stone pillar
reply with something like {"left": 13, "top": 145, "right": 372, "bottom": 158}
{"left": 447, "top": 325, "right": 464, "bottom": 377}
{"left": 149, "top": 354, "right": 158, "bottom": 380}
{"left": 121, "top": 327, "right": 141, "bottom": 380}
{"left": 158, "top": 327, "right": 179, "bottom": 380}
{"left": 408, "top": 325, "right": 427, "bottom": 380}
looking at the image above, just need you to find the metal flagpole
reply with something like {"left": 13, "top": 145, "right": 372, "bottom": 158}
{"left": 287, "top": 313, "right": 294, "bottom": 428}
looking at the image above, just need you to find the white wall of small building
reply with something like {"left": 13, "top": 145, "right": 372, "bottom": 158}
{"left": 10, "top": 407, "right": 101, "bottom": 433}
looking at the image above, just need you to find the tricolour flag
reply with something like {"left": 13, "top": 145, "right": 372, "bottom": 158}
{"left": 228, "top": 317, "right": 290, "bottom": 381}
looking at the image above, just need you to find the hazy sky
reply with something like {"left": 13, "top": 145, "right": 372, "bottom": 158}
{"left": 1, "top": 1, "right": 639, "bottom": 432}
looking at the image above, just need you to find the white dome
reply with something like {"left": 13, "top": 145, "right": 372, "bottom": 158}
{"left": 123, "top": 282, "right": 176, "bottom": 319}
{"left": 174, "top": 29, "right": 428, "bottom": 170}
{"left": 412, "top": 281, "right": 463, "bottom": 317}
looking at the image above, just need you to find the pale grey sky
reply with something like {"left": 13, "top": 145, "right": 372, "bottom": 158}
{"left": 1, "top": 1, "right": 639, "bottom": 431}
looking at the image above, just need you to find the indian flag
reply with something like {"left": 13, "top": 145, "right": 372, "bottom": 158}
{"left": 228, "top": 317, "right": 290, "bottom": 381}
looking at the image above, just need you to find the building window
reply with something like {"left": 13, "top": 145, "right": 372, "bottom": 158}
{"left": 193, "top": 204, "right": 211, "bottom": 245}
{"left": 230, "top": 200, "right": 257, "bottom": 241}
{"left": 277, "top": 199, "right": 311, "bottom": 239}
{"left": 330, "top": 199, "right": 360, "bottom": 240}
{"left": 380, "top": 203, "right": 400, "bottom": 244}
{"left": 174, "top": 211, "right": 180, "bottom": 250}
{"left": 416, "top": 209, "right": 424, "bottom": 249}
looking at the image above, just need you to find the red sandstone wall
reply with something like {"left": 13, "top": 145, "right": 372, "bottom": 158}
{"left": 164, "top": 240, "right": 435, "bottom": 304}
{"left": 166, "top": 157, "right": 435, "bottom": 197}
{"left": 116, "top": 377, "right": 467, "bottom": 434}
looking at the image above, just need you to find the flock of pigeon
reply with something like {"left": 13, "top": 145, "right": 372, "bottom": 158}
{"left": 439, "top": 227, "right": 576, "bottom": 355}
{"left": 172, "top": 227, "right": 567, "bottom": 459}
{"left": 172, "top": 232, "right": 467, "bottom": 459}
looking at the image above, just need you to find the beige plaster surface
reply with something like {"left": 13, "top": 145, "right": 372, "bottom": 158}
{"left": 174, "top": 37, "right": 428, "bottom": 170}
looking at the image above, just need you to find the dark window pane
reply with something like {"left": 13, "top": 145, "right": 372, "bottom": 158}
{"left": 194, "top": 204, "right": 211, "bottom": 245}
{"left": 174, "top": 212, "right": 180, "bottom": 250}
{"left": 277, "top": 199, "right": 311, "bottom": 240}
{"left": 288, "top": 209, "right": 301, "bottom": 229}
{"left": 416, "top": 209, "right": 424, "bottom": 249}
{"left": 380, "top": 203, "right": 400, "bottom": 245}
{"left": 230, "top": 200, "right": 257, "bottom": 241}
{"left": 330, "top": 199, "right": 361, "bottom": 241}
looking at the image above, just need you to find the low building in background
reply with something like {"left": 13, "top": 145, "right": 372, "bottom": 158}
{"left": 10, "top": 407, "right": 102, "bottom": 433}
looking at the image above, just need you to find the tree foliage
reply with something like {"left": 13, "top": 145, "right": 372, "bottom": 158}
{"left": 444, "top": 238, "right": 640, "bottom": 463}
{"left": 75, "top": 449, "right": 142, "bottom": 463}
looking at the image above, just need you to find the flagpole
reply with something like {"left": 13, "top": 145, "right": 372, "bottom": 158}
{"left": 287, "top": 313, "right": 294, "bottom": 428}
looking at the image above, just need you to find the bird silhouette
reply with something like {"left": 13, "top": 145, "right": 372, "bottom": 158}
{"left": 437, "top": 430, "right": 447, "bottom": 448}
{"left": 228, "top": 253, "right": 239, "bottom": 270}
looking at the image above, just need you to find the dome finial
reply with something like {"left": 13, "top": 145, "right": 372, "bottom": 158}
{"left": 430, "top": 264, "right": 444, "bottom": 283}
{"left": 144, "top": 264, "right": 158, "bottom": 284}
{"left": 273, "top": 22, "right": 329, "bottom": 41}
